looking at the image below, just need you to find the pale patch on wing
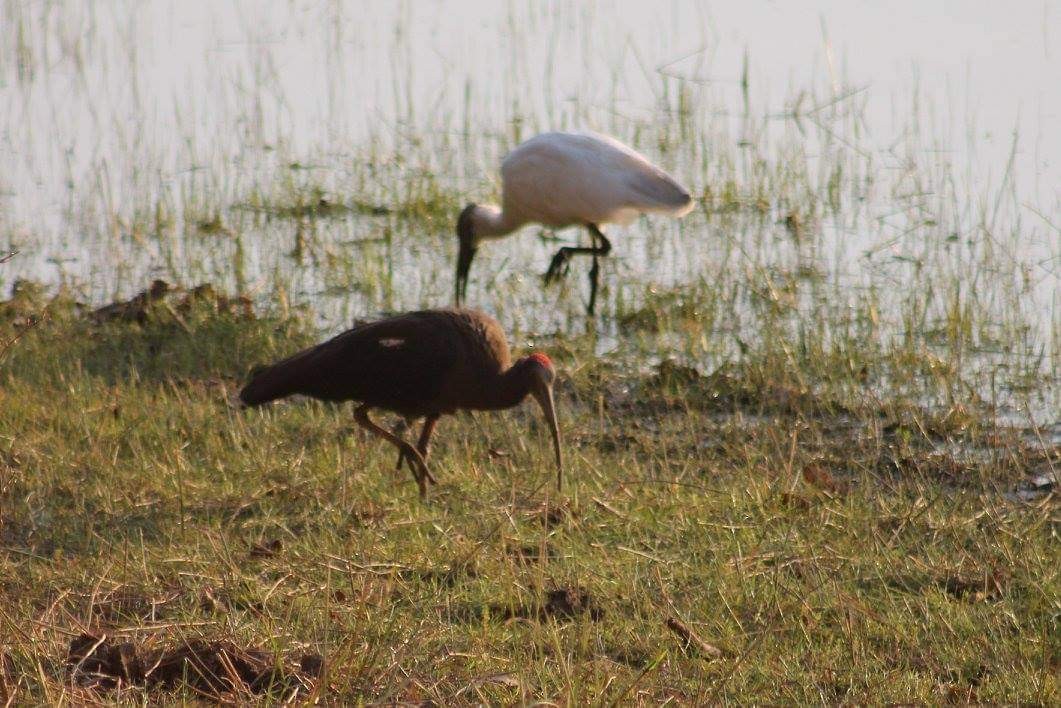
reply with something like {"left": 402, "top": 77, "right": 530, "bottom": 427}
{"left": 377, "top": 337, "right": 405, "bottom": 348}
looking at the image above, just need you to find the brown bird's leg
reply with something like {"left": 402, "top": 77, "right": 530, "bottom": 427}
{"left": 393, "top": 418, "right": 415, "bottom": 472}
{"left": 394, "top": 415, "right": 440, "bottom": 485}
{"left": 542, "top": 224, "right": 612, "bottom": 315}
{"left": 354, "top": 405, "right": 435, "bottom": 498}
{"left": 415, "top": 415, "right": 440, "bottom": 457}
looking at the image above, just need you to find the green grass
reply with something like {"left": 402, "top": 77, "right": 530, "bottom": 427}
{"left": 0, "top": 292, "right": 1056, "bottom": 704}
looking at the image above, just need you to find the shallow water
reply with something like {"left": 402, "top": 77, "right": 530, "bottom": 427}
{"left": 1, "top": 1, "right": 1058, "bottom": 418}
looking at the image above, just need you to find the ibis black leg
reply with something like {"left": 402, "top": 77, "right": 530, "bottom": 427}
{"left": 586, "top": 225, "right": 612, "bottom": 315}
{"left": 542, "top": 224, "right": 612, "bottom": 315}
{"left": 355, "top": 405, "right": 436, "bottom": 499}
{"left": 588, "top": 255, "right": 601, "bottom": 315}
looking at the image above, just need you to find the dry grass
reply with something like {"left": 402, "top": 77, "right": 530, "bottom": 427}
{"left": 0, "top": 291, "right": 1056, "bottom": 704}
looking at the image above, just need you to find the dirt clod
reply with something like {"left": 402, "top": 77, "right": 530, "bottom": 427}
{"left": 543, "top": 586, "right": 603, "bottom": 620}
{"left": 178, "top": 283, "right": 255, "bottom": 320}
{"left": 299, "top": 653, "right": 325, "bottom": 678}
{"left": 68, "top": 634, "right": 144, "bottom": 688}
{"left": 505, "top": 541, "right": 557, "bottom": 565}
{"left": 655, "top": 359, "right": 702, "bottom": 386}
{"left": 91, "top": 280, "right": 172, "bottom": 324}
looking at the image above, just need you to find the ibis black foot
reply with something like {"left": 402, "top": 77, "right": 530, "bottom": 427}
{"left": 542, "top": 225, "right": 612, "bottom": 314}
{"left": 543, "top": 248, "right": 574, "bottom": 284}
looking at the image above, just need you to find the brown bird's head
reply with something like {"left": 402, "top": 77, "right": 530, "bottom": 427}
{"left": 517, "top": 352, "right": 564, "bottom": 490}
{"left": 454, "top": 203, "right": 478, "bottom": 305}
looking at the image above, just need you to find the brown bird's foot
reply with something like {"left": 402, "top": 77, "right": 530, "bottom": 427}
{"left": 354, "top": 405, "right": 437, "bottom": 500}
{"left": 396, "top": 414, "right": 440, "bottom": 487}
{"left": 395, "top": 453, "right": 437, "bottom": 484}
{"left": 391, "top": 420, "right": 411, "bottom": 472}
{"left": 399, "top": 449, "right": 429, "bottom": 499}
{"left": 395, "top": 448, "right": 438, "bottom": 486}
{"left": 395, "top": 441, "right": 435, "bottom": 498}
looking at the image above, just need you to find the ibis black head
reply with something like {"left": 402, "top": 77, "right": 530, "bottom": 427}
{"left": 454, "top": 203, "right": 478, "bottom": 305}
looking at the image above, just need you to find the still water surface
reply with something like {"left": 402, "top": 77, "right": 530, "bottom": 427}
{"left": 1, "top": 1, "right": 1057, "bottom": 376}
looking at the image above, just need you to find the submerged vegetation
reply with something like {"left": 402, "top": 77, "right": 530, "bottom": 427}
{"left": 0, "top": 0, "right": 1058, "bottom": 703}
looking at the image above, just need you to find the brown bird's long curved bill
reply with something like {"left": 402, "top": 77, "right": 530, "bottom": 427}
{"left": 531, "top": 383, "right": 564, "bottom": 490}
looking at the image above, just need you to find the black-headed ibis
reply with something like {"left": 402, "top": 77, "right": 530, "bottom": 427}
{"left": 454, "top": 131, "right": 694, "bottom": 314}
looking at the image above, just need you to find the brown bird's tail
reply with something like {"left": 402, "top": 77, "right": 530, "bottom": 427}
{"left": 239, "top": 351, "right": 314, "bottom": 407}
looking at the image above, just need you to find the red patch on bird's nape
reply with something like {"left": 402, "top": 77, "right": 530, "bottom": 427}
{"left": 528, "top": 352, "right": 553, "bottom": 370}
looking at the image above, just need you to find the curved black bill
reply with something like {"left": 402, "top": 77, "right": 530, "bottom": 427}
{"left": 455, "top": 238, "right": 476, "bottom": 305}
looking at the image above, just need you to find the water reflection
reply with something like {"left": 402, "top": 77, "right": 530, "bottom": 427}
{"left": 0, "top": 1, "right": 1056, "bottom": 362}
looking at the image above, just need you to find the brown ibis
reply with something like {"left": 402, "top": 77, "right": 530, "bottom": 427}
{"left": 454, "top": 131, "right": 694, "bottom": 314}
{"left": 239, "top": 308, "right": 563, "bottom": 498}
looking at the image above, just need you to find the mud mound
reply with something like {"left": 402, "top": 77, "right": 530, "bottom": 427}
{"left": 91, "top": 280, "right": 255, "bottom": 325}
{"left": 67, "top": 633, "right": 322, "bottom": 700}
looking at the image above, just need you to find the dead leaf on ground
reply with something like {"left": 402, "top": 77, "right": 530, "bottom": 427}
{"left": 665, "top": 616, "right": 723, "bottom": 659}
{"left": 248, "top": 538, "right": 283, "bottom": 559}
{"left": 938, "top": 568, "right": 1008, "bottom": 602}
{"left": 802, "top": 463, "right": 848, "bottom": 494}
{"left": 458, "top": 672, "right": 522, "bottom": 696}
{"left": 526, "top": 500, "right": 575, "bottom": 529}
{"left": 778, "top": 491, "right": 814, "bottom": 510}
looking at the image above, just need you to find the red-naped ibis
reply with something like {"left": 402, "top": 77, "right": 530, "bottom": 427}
{"left": 240, "top": 308, "right": 563, "bottom": 498}
{"left": 455, "top": 131, "right": 694, "bottom": 314}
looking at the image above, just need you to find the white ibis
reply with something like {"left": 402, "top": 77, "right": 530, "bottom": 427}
{"left": 454, "top": 131, "right": 694, "bottom": 314}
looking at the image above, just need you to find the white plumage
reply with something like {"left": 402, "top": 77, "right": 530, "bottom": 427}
{"left": 497, "top": 132, "right": 693, "bottom": 230}
{"left": 454, "top": 131, "right": 693, "bottom": 314}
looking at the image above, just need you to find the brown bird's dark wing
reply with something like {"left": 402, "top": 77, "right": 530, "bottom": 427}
{"left": 240, "top": 311, "right": 460, "bottom": 416}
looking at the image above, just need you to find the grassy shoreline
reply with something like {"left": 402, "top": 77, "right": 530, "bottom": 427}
{"left": 0, "top": 287, "right": 1055, "bottom": 703}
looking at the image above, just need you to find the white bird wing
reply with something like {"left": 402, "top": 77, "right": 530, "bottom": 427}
{"left": 500, "top": 132, "right": 693, "bottom": 227}
{"left": 580, "top": 132, "right": 694, "bottom": 216}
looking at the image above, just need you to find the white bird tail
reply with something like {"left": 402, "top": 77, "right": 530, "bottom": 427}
{"left": 625, "top": 170, "right": 694, "bottom": 217}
